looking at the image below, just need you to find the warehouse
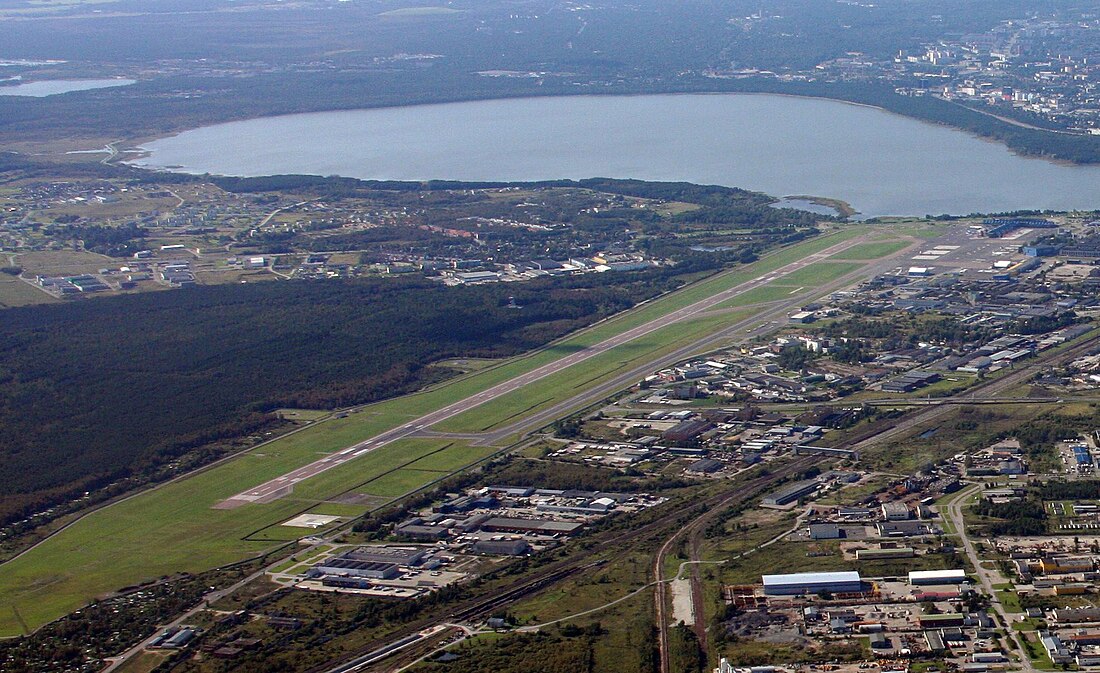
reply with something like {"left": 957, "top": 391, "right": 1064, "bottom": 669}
{"left": 881, "top": 501, "right": 911, "bottom": 521}
{"left": 343, "top": 546, "right": 427, "bottom": 567}
{"left": 761, "top": 479, "right": 820, "bottom": 507}
{"left": 918, "top": 613, "right": 966, "bottom": 629}
{"left": 909, "top": 569, "right": 967, "bottom": 585}
{"left": 762, "top": 571, "right": 863, "bottom": 596}
{"left": 869, "top": 633, "right": 891, "bottom": 650}
{"left": 686, "top": 458, "right": 723, "bottom": 475}
{"left": 473, "top": 539, "right": 531, "bottom": 556}
{"left": 808, "top": 523, "right": 843, "bottom": 540}
{"left": 310, "top": 559, "right": 400, "bottom": 580}
{"left": 479, "top": 517, "right": 583, "bottom": 536}
{"left": 855, "top": 547, "right": 915, "bottom": 560}
{"left": 662, "top": 418, "right": 715, "bottom": 444}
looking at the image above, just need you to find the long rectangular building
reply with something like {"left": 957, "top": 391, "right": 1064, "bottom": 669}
{"left": 910, "top": 569, "right": 967, "bottom": 585}
{"left": 762, "top": 571, "right": 863, "bottom": 596}
{"left": 479, "top": 517, "right": 583, "bottom": 536}
{"left": 762, "top": 479, "right": 820, "bottom": 507}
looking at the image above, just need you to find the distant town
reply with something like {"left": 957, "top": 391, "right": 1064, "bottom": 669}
{"left": 715, "top": 11, "right": 1100, "bottom": 135}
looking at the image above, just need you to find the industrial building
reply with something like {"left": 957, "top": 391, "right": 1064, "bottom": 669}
{"left": 909, "top": 569, "right": 967, "bottom": 585}
{"left": 342, "top": 546, "right": 427, "bottom": 567}
{"left": 981, "top": 217, "right": 1057, "bottom": 238}
{"left": 761, "top": 479, "right": 820, "bottom": 507}
{"left": 479, "top": 517, "right": 583, "bottom": 536}
{"left": 473, "top": 539, "right": 531, "bottom": 556}
{"left": 808, "top": 523, "right": 843, "bottom": 540}
{"left": 309, "top": 559, "right": 400, "bottom": 580}
{"left": 855, "top": 547, "right": 915, "bottom": 560}
{"left": 918, "top": 613, "right": 967, "bottom": 629}
{"left": 881, "top": 370, "right": 941, "bottom": 393}
{"left": 881, "top": 502, "right": 912, "bottom": 521}
{"left": 762, "top": 571, "right": 863, "bottom": 596}
{"left": 662, "top": 418, "right": 715, "bottom": 444}
{"left": 1039, "top": 557, "right": 1094, "bottom": 574}
{"left": 686, "top": 458, "right": 723, "bottom": 475}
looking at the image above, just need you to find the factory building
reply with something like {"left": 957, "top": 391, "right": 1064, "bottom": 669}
{"left": 808, "top": 523, "right": 843, "bottom": 540}
{"left": 909, "top": 569, "right": 967, "bottom": 585}
{"left": 309, "top": 559, "right": 400, "bottom": 580}
{"left": 479, "top": 517, "right": 583, "bottom": 536}
{"left": 342, "top": 546, "right": 427, "bottom": 567}
{"left": 761, "top": 479, "right": 820, "bottom": 507}
{"left": 881, "top": 502, "right": 912, "bottom": 521}
{"left": 1039, "top": 557, "right": 1094, "bottom": 574}
{"left": 762, "top": 571, "right": 863, "bottom": 596}
{"left": 473, "top": 539, "right": 531, "bottom": 556}
{"left": 855, "top": 547, "right": 915, "bottom": 560}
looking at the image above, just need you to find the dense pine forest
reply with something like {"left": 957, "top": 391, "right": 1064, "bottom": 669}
{"left": 0, "top": 271, "right": 683, "bottom": 524}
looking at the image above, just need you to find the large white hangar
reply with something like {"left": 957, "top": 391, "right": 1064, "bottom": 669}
{"left": 762, "top": 571, "right": 863, "bottom": 596}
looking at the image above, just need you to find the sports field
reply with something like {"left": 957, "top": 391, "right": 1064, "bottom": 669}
{"left": 0, "top": 227, "right": 879, "bottom": 635}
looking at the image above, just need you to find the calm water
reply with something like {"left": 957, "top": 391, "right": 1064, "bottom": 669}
{"left": 0, "top": 78, "right": 135, "bottom": 97}
{"left": 129, "top": 94, "right": 1100, "bottom": 217}
{"left": 770, "top": 197, "right": 840, "bottom": 216}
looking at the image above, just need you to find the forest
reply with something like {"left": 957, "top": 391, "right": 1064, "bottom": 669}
{"left": 973, "top": 497, "right": 1047, "bottom": 536}
{"left": 0, "top": 270, "right": 683, "bottom": 525}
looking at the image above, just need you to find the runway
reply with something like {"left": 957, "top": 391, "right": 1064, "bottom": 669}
{"left": 217, "top": 235, "right": 870, "bottom": 507}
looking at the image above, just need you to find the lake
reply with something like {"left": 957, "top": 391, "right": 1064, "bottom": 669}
{"left": 128, "top": 93, "right": 1100, "bottom": 217}
{"left": 0, "top": 78, "right": 135, "bottom": 97}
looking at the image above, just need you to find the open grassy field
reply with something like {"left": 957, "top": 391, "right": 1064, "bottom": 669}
{"left": 778, "top": 261, "right": 865, "bottom": 286}
{"left": 275, "top": 408, "right": 331, "bottom": 422}
{"left": 884, "top": 221, "right": 953, "bottom": 239}
{"left": 0, "top": 437, "right": 474, "bottom": 635}
{"left": 434, "top": 312, "right": 746, "bottom": 434}
{"left": 0, "top": 276, "right": 57, "bottom": 307}
{"left": 111, "top": 650, "right": 169, "bottom": 673}
{"left": 15, "top": 249, "right": 116, "bottom": 276}
{"left": 713, "top": 283, "right": 801, "bottom": 309}
{"left": 0, "top": 228, "right": 874, "bottom": 635}
{"left": 829, "top": 240, "right": 910, "bottom": 260}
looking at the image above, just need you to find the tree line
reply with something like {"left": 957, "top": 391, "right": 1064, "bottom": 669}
{"left": 0, "top": 271, "right": 679, "bottom": 525}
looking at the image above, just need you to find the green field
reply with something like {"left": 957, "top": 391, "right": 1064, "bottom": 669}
{"left": 714, "top": 284, "right": 801, "bottom": 310}
{"left": 829, "top": 240, "right": 910, "bottom": 260}
{"left": 0, "top": 437, "right": 472, "bottom": 635}
{"left": 0, "top": 228, "right": 872, "bottom": 635}
{"left": 0, "top": 277, "right": 57, "bottom": 308}
{"left": 778, "top": 261, "right": 865, "bottom": 286}
{"left": 435, "top": 312, "right": 746, "bottom": 434}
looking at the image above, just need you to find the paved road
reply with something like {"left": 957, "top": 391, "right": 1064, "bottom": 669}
{"left": 942, "top": 484, "right": 1036, "bottom": 673}
{"left": 219, "top": 235, "right": 880, "bottom": 507}
{"left": 100, "top": 566, "right": 268, "bottom": 673}
{"left": 849, "top": 328, "right": 1100, "bottom": 454}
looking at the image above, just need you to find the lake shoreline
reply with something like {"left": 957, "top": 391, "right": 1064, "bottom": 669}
{"left": 126, "top": 92, "right": 1100, "bottom": 218}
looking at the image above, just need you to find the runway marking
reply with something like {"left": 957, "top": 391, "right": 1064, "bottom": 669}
{"left": 218, "top": 235, "right": 876, "bottom": 506}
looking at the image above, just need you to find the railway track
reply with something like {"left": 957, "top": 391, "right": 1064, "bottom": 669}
{"left": 308, "top": 314, "right": 1097, "bottom": 673}
{"left": 311, "top": 456, "right": 821, "bottom": 673}
{"left": 653, "top": 454, "right": 820, "bottom": 673}
{"left": 843, "top": 330, "right": 1100, "bottom": 451}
